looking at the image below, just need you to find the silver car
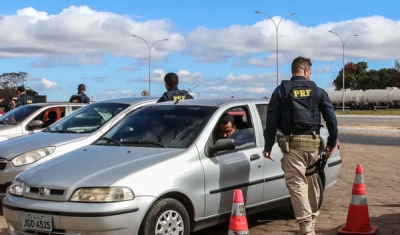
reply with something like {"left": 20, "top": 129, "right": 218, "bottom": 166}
{"left": 0, "top": 97, "right": 157, "bottom": 201}
{"left": 2, "top": 98, "right": 342, "bottom": 235}
{"left": 0, "top": 102, "right": 86, "bottom": 142}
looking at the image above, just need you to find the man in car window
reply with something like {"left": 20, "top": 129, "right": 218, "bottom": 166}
{"left": 215, "top": 114, "right": 236, "bottom": 139}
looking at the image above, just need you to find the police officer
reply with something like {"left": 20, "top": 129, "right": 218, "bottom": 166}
{"left": 263, "top": 56, "right": 338, "bottom": 235}
{"left": 157, "top": 72, "right": 194, "bottom": 103}
{"left": 69, "top": 84, "right": 90, "bottom": 103}
{"left": 16, "top": 86, "right": 33, "bottom": 107}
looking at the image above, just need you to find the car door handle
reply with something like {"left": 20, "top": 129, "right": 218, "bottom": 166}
{"left": 250, "top": 154, "right": 260, "bottom": 161}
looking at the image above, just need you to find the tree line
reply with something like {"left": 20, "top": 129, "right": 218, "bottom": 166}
{"left": 0, "top": 72, "right": 39, "bottom": 99}
{"left": 332, "top": 60, "right": 400, "bottom": 90}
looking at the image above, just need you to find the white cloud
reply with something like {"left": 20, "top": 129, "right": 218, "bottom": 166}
{"left": 315, "top": 65, "right": 332, "bottom": 74}
{"left": 187, "top": 15, "right": 400, "bottom": 63}
{"left": 0, "top": 6, "right": 185, "bottom": 64}
{"left": 29, "top": 78, "right": 60, "bottom": 91}
{"left": 118, "top": 65, "right": 138, "bottom": 71}
{"left": 94, "top": 88, "right": 136, "bottom": 101}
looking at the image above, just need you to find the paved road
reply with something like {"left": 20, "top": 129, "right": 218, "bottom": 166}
{"left": 1, "top": 132, "right": 400, "bottom": 234}
{"left": 336, "top": 115, "right": 400, "bottom": 128}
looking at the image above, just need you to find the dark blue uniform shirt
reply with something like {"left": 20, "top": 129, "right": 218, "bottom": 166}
{"left": 263, "top": 76, "right": 338, "bottom": 152}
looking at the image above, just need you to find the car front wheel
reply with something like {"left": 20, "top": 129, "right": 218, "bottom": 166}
{"left": 140, "top": 198, "right": 190, "bottom": 235}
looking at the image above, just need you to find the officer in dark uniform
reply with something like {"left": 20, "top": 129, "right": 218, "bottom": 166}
{"left": 157, "top": 72, "right": 194, "bottom": 103}
{"left": 263, "top": 56, "right": 338, "bottom": 235}
{"left": 69, "top": 84, "right": 90, "bottom": 103}
{"left": 16, "top": 86, "right": 33, "bottom": 107}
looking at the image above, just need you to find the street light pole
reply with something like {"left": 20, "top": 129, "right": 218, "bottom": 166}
{"left": 255, "top": 11, "right": 296, "bottom": 86}
{"left": 132, "top": 35, "right": 168, "bottom": 96}
{"left": 328, "top": 31, "right": 358, "bottom": 111}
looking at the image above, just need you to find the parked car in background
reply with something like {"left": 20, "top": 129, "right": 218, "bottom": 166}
{"left": 0, "top": 102, "right": 86, "bottom": 142}
{"left": 2, "top": 98, "right": 342, "bottom": 235}
{"left": 0, "top": 97, "right": 157, "bottom": 201}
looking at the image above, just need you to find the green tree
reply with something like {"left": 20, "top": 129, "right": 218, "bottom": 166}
{"left": 0, "top": 72, "right": 38, "bottom": 99}
{"left": 332, "top": 61, "right": 368, "bottom": 90}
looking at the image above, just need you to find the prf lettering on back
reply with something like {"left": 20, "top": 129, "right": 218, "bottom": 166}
{"left": 173, "top": 96, "right": 185, "bottom": 101}
{"left": 293, "top": 89, "right": 311, "bottom": 98}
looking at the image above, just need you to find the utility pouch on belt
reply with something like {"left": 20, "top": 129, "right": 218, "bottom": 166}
{"left": 277, "top": 133, "right": 290, "bottom": 153}
{"left": 289, "top": 135, "right": 321, "bottom": 152}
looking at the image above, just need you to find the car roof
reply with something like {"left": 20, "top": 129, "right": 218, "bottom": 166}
{"left": 26, "top": 103, "right": 87, "bottom": 107}
{"left": 151, "top": 98, "right": 269, "bottom": 107}
{"left": 91, "top": 97, "right": 158, "bottom": 105}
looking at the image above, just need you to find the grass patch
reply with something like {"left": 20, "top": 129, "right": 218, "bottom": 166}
{"left": 335, "top": 109, "right": 400, "bottom": 115}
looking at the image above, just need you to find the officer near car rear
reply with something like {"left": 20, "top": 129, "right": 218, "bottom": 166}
{"left": 16, "top": 86, "right": 33, "bottom": 107}
{"left": 69, "top": 84, "right": 90, "bottom": 103}
{"left": 263, "top": 56, "right": 338, "bottom": 235}
{"left": 157, "top": 72, "right": 194, "bottom": 103}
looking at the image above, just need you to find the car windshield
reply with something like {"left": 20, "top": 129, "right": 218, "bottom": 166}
{"left": 95, "top": 105, "right": 217, "bottom": 148}
{"left": 0, "top": 105, "right": 42, "bottom": 125}
{"left": 46, "top": 102, "right": 130, "bottom": 133}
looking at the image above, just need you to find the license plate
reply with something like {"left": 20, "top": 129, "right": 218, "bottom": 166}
{"left": 21, "top": 213, "right": 52, "bottom": 231}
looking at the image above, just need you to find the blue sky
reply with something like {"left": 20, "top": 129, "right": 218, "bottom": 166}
{"left": 1, "top": 0, "right": 399, "bottom": 101}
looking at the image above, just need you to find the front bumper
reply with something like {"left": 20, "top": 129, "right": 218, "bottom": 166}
{"left": 3, "top": 194, "right": 155, "bottom": 235}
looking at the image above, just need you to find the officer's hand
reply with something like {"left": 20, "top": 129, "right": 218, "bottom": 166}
{"left": 263, "top": 150, "right": 272, "bottom": 159}
{"left": 326, "top": 145, "right": 335, "bottom": 159}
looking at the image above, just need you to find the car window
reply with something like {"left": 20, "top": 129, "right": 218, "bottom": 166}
{"left": 0, "top": 105, "right": 42, "bottom": 125}
{"left": 96, "top": 105, "right": 217, "bottom": 148}
{"left": 255, "top": 104, "right": 268, "bottom": 131}
{"left": 46, "top": 103, "right": 130, "bottom": 133}
{"left": 72, "top": 106, "right": 83, "bottom": 111}
{"left": 206, "top": 105, "right": 256, "bottom": 156}
{"left": 27, "top": 107, "right": 66, "bottom": 130}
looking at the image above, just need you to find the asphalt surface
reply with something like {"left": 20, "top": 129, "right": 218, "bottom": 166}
{"left": 336, "top": 115, "right": 400, "bottom": 128}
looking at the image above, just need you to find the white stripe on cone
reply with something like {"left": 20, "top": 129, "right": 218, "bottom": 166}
{"left": 350, "top": 194, "right": 368, "bottom": 205}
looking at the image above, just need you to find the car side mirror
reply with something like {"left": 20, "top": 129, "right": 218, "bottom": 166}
{"left": 29, "top": 120, "right": 44, "bottom": 129}
{"left": 209, "top": 138, "right": 236, "bottom": 155}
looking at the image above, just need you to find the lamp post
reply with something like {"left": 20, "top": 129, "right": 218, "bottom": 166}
{"left": 255, "top": 11, "right": 296, "bottom": 86}
{"left": 132, "top": 35, "right": 168, "bottom": 96}
{"left": 328, "top": 31, "right": 358, "bottom": 111}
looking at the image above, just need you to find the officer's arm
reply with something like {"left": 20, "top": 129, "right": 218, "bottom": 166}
{"left": 156, "top": 93, "right": 168, "bottom": 103}
{"left": 15, "top": 97, "right": 23, "bottom": 107}
{"left": 85, "top": 96, "right": 91, "bottom": 103}
{"left": 263, "top": 87, "right": 282, "bottom": 152}
{"left": 319, "top": 89, "right": 338, "bottom": 148}
{"left": 186, "top": 93, "right": 194, "bottom": 99}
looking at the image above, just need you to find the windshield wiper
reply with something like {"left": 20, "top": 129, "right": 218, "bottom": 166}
{"left": 101, "top": 137, "right": 122, "bottom": 146}
{"left": 49, "top": 130, "right": 78, "bottom": 133}
{"left": 127, "top": 140, "right": 167, "bottom": 148}
{"left": 0, "top": 121, "right": 8, "bottom": 125}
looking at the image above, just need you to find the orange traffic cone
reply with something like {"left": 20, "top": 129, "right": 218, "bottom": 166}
{"left": 228, "top": 189, "right": 249, "bottom": 235}
{"left": 338, "top": 164, "right": 378, "bottom": 234}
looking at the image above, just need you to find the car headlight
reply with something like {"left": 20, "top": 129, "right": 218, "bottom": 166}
{"left": 8, "top": 180, "right": 24, "bottom": 196}
{"left": 70, "top": 187, "right": 135, "bottom": 202}
{"left": 12, "top": 147, "right": 56, "bottom": 167}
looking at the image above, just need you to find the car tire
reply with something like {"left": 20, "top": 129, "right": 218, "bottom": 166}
{"left": 140, "top": 198, "right": 190, "bottom": 235}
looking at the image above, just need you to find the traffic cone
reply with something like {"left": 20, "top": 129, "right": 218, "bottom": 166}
{"left": 228, "top": 189, "right": 249, "bottom": 235}
{"left": 338, "top": 164, "right": 378, "bottom": 234}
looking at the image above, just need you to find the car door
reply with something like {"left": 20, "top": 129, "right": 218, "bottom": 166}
{"left": 201, "top": 104, "right": 265, "bottom": 216}
{"left": 254, "top": 103, "right": 289, "bottom": 202}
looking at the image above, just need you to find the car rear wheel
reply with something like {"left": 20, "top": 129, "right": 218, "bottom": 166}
{"left": 139, "top": 198, "right": 190, "bottom": 235}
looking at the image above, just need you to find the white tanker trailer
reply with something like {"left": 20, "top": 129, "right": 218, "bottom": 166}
{"left": 327, "top": 87, "right": 400, "bottom": 110}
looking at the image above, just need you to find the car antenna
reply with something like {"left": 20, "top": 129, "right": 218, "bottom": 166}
{"left": 174, "top": 99, "right": 180, "bottom": 105}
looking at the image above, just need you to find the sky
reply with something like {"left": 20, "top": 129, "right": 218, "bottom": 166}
{"left": 1, "top": 0, "right": 399, "bottom": 101}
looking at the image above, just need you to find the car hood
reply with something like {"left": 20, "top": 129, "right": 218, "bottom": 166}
{"left": 19, "top": 145, "right": 185, "bottom": 189}
{"left": 0, "top": 132, "right": 89, "bottom": 160}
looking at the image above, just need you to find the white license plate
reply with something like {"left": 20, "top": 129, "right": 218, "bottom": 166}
{"left": 21, "top": 213, "right": 52, "bottom": 231}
